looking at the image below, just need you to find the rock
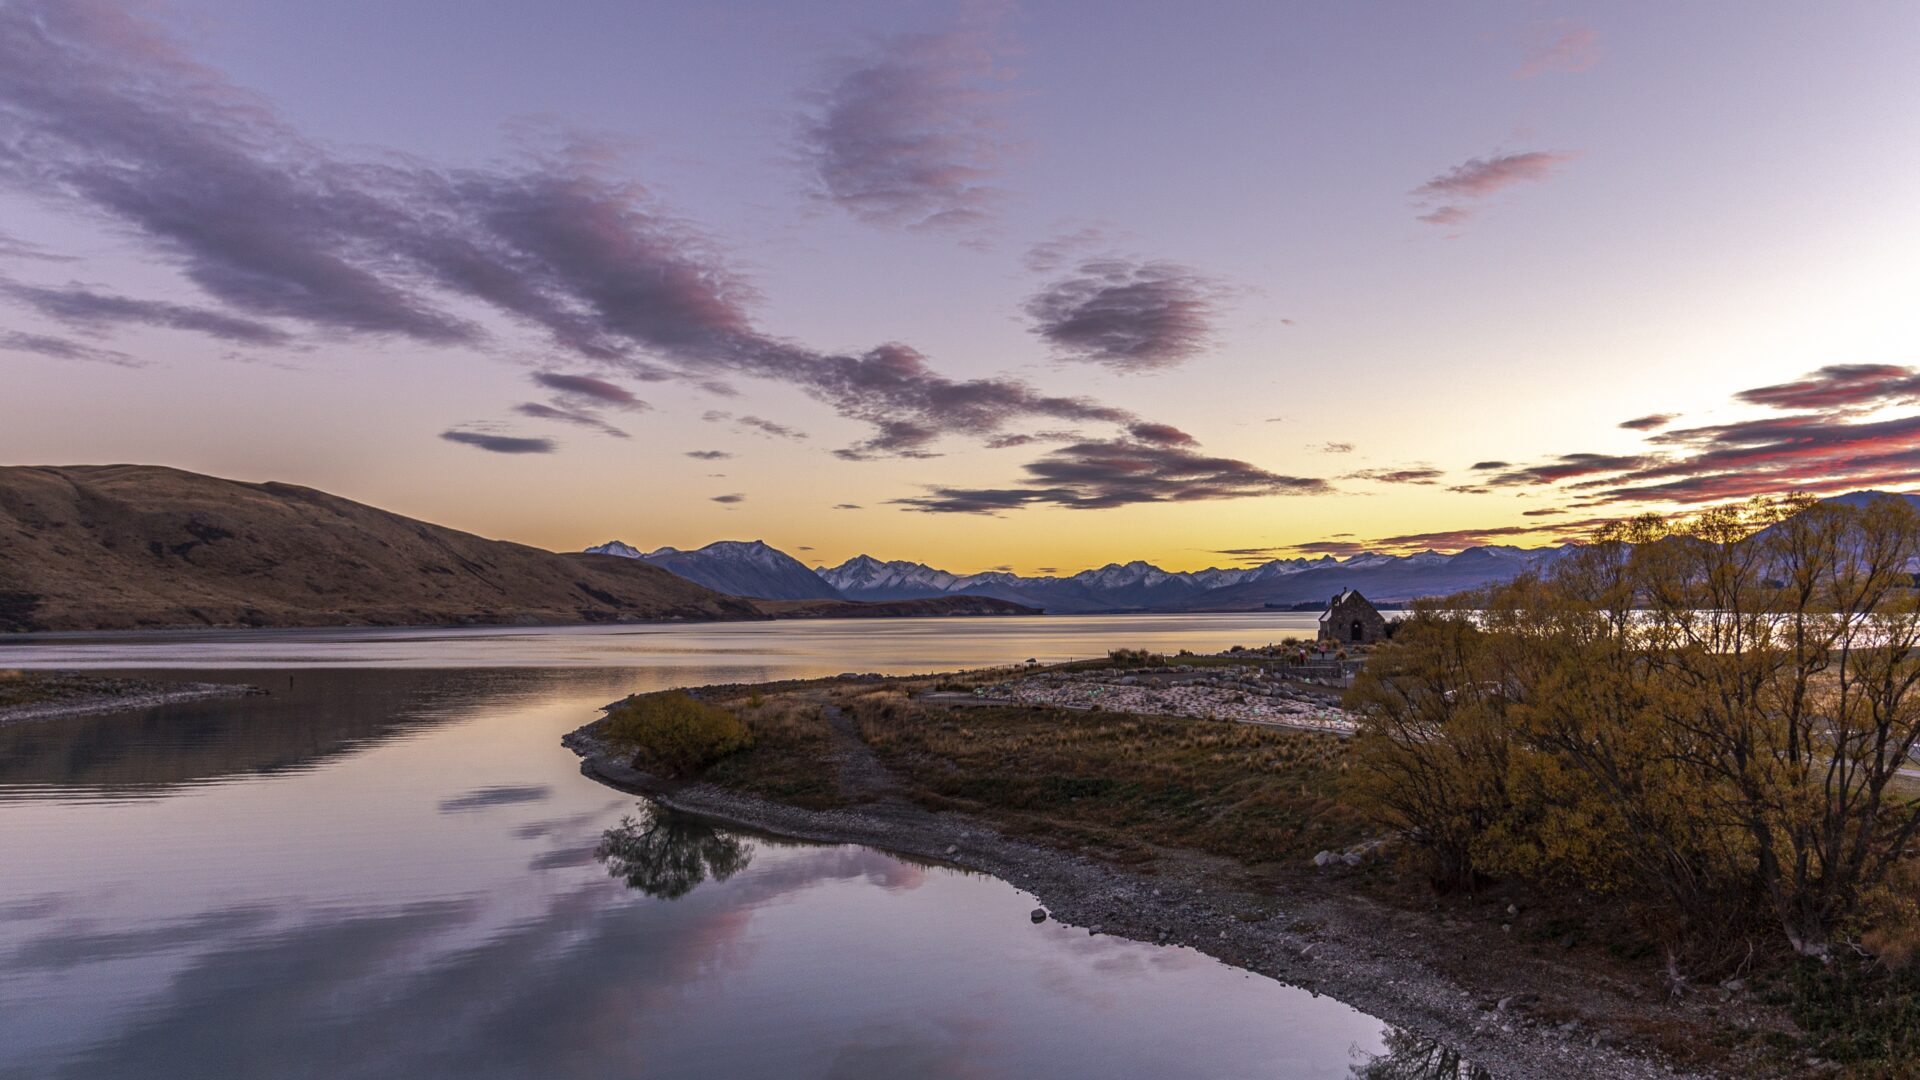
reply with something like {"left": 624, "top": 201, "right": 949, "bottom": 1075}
{"left": 944, "top": 844, "right": 958, "bottom": 856}
{"left": 1030, "top": 908, "right": 1047, "bottom": 923}
{"left": 1506, "top": 903, "right": 1519, "bottom": 916}
{"left": 1312, "top": 850, "right": 1337, "bottom": 868}
{"left": 1341, "top": 851, "right": 1363, "bottom": 867}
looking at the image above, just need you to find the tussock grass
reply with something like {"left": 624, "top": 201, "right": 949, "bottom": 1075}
{"left": 853, "top": 698, "right": 1366, "bottom": 867}
{"left": 701, "top": 693, "right": 844, "bottom": 809}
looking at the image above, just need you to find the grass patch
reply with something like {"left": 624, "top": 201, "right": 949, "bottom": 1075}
{"left": 850, "top": 695, "right": 1366, "bottom": 867}
{"left": 699, "top": 693, "right": 846, "bottom": 810}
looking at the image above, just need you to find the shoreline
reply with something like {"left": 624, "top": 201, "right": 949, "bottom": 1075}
{"left": 0, "top": 679, "right": 259, "bottom": 727}
{"left": 564, "top": 722, "right": 1703, "bottom": 1080}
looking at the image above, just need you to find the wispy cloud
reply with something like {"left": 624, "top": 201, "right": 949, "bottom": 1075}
{"left": 1025, "top": 258, "right": 1225, "bottom": 372}
{"left": 0, "top": 279, "right": 293, "bottom": 345}
{"left": 1734, "top": 364, "right": 1920, "bottom": 412}
{"left": 684, "top": 450, "right": 731, "bottom": 460}
{"left": 513, "top": 402, "right": 628, "bottom": 439}
{"left": 1412, "top": 151, "right": 1578, "bottom": 227}
{"left": 1618, "top": 413, "right": 1674, "bottom": 431}
{"left": 1515, "top": 22, "right": 1600, "bottom": 79}
{"left": 1344, "top": 466, "right": 1444, "bottom": 485}
{"left": 1023, "top": 227, "right": 1109, "bottom": 274}
{"left": 0, "top": 328, "right": 137, "bottom": 365}
{"left": 532, "top": 372, "right": 652, "bottom": 409}
{"left": 440, "top": 430, "right": 556, "bottom": 454}
{"left": 795, "top": 18, "right": 1014, "bottom": 234}
{"left": 711, "top": 493, "right": 745, "bottom": 505}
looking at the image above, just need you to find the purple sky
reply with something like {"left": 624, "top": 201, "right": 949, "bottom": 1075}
{"left": 3, "top": 0, "right": 1918, "bottom": 571}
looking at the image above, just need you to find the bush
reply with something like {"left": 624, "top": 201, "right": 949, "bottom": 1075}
{"left": 602, "top": 691, "right": 751, "bottom": 777}
{"left": 1107, "top": 648, "right": 1163, "bottom": 668}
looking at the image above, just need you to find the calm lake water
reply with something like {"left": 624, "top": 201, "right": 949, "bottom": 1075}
{"left": 0, "top": 616, "right": 1425, "bottom": 1079}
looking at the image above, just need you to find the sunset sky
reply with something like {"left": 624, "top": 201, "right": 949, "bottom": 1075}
{"left": 2, "top": 0, "right": 1918, "bottom": 574}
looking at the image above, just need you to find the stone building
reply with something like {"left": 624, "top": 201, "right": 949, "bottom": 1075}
{"left": 1317, "top": 589, "right": 1388, "bottom": 645}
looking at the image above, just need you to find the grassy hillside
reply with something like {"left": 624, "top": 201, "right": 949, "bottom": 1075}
{"left": 0, "top": 465, "right": 759, "bottom": 631}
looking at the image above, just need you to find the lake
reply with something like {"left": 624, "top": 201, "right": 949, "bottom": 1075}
{"left": 0, "top": 615, "right": 1420, "bottom": 1079}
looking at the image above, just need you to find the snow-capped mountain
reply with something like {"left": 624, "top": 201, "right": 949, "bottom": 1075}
{"left": 584, "top": 539, "right": 844, "bottom": 601}
{"left": 813, "top": 549, "right": 1558, "bottom": 613}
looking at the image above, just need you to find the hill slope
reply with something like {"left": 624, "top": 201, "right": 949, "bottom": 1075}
{"left": 0, "top": 465, "right": 759, "bottom": 631}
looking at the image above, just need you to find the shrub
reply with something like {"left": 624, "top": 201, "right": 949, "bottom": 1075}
{"left": 1107, "top": 648, "right": 1163, "bottom": 668}
{"left": 602, "top": 691, "right": 752, "bottom": 777}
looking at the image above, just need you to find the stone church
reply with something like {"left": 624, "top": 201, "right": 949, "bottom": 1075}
{"left": 1317, "top": 589, "right": 1388, "bottom": 645}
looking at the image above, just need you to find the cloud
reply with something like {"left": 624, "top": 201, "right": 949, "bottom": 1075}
{"left": 1366, "top": 519, "right": 1615, "bottom": 552}
{"left": 1415, "top": 205, "right": 1474, "bottom": 228}
{"left": 1475, "top": 452, "right": 1650, "bottom": 487}
{"left": 1466, "top": 366, "right": 1920, "bottom": 505}
{"left": 1025, "top": 258, "right": 1224, "bottom": 372}
{"left": 892, "top": 438, "right": 1328, "bottom": 514}
{"left": 439, "top": 430, "right": 556, "bottom": 454}
{"left": 1126, "top": 422, "right": 1196, "bottom": 446}
{"left": 1618, "top": 413, "right": 1674, "bottom": 431}
{"left": 684, "top": 450, "right": 731, "bottom": 460}
{"left": 832, "top": 503, "right": 862, "bottom": 510}
{"left": 711, "top": 493, "right": 745, "bottom": 504}
{"left": 1319, "top": 442, "right": 1355, "bottom": 454}
{"left": 513, "top": 402, "right": 628, "bottom": 438}
{"left": 1290, "top": 539, "right": 1373, "bottom": 557}
{"left": 1734, "top": 364, "right": 1920, "bottom": 412}
{"left": 738, "top": 415, "right": 806, "bottom": 440}
{"left": 1412, "top": 151, "right": 1576, "bottom": 226}
{"left": 1344, "top": 467, "right": 1443, "bottom": 485}
{"left": 0, "top": 229, "right": 72, "bottom": 262}
{"left": 1023, "top": 227, "right": 1110, "bottom": 274}
{"left": 0, "top": 0, "right": 1285, "bottom": 505}
{"left": 0, "top": 279, "right": 294, "bottom": 345}
{"left": 1515, "top": 22, "right": 1600, "bottom": 78}
{"left": 795, "top": 20, "right": 1014, "bottom": 233}
{"left": 531, "top": 372, "right": 651, "bottom": 409}
{"left": 0, "top": 328, "right": 137, "bottom": 365}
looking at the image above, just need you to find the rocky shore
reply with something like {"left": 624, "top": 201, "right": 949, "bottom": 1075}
{"left": 0, "top": 672, "right": 258, "bottom": 728}
{"left": 565, "top": 717, "right": 1713, "bottom": 1080}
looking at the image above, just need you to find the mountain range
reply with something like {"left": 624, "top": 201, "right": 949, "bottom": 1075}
{"left": 586, "top": 537, "right": 1576, "bottom": 612}
{"left": 585, "top": 539, "right": 842, "bottom": 601}
{"left": 591, "top": 490, "right": 1920, "bottom": 612}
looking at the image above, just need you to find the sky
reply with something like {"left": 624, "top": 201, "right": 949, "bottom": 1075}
{"left": 2, "top": 0, "right": 1918, "bottom": 574}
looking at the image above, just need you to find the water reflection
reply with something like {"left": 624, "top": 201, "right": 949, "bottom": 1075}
{"left": 1352, "top": 1029, "right": 1495, "bottom": 1079}
{"left": 597, "top": 807, "right": 754, "bottom": 899}
{"left": 0, "top": 632, "right": 1412, "bottom": 1079}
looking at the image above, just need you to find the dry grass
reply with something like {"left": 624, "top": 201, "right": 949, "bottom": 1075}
{"left": 850, "top": 693, "right": 1367, "bottom": 869}
{"left": 700, "top": 692, "right": 845, "bottom": 809}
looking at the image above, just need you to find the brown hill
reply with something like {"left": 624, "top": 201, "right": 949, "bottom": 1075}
{"left": 0, "top": 465, "right": 760, "bottom": 631}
